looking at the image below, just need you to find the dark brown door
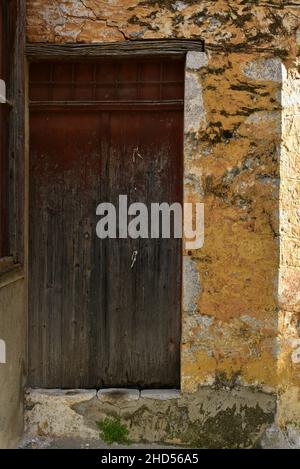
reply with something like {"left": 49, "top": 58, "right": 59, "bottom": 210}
{"left": 29, "top": 59, "right": 184, "bottom": 388}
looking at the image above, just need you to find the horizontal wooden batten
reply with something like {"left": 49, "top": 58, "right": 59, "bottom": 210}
{"left": 29, "top": 100, "right": 184, "bottom": 111}
{"left": 26, "top": 40, "right": 204, "bottom": 60}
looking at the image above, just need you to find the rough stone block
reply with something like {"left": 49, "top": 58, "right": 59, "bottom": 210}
{"left": 280, "top": 238, "right": 300, "bottom": 268}
{"left": 243, "top": 58, "right": 285, "bottom": 83}
{"left": 182, "top": 256, "right": 201, "bottom": 314}
{"left": 186, "top": 52, "right": 208, "bottom": 71}
{"left": 24, "top": 388, "right": 98, "bottom": 439}
{"left": 184, "top": 72, "right": 206, "bottom": 134}
{"left": 279, "top": 266, "right": 300, "bottom": 312}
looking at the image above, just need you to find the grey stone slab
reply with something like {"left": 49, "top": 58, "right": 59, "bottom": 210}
{"left": 27, "top": 388, "right": 97, "bottom": 399}
{"left": 97, "top": 388, "right": 140, "bottom": 402}
{"left": 141, "top": 389, "right": 181, "bottom": 400}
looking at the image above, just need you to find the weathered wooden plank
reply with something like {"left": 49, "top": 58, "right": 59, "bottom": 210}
{"left": 26, "top": 40, "right": 204, "bottom": 60}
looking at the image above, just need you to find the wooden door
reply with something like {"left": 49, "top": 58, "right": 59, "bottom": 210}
{"left": 29, "top": 58, "right": 184, "bottom": 388}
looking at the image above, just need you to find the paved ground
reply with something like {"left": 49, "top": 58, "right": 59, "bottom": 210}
{"left": 19, "top": 436, "right": 182, "bottom": 449}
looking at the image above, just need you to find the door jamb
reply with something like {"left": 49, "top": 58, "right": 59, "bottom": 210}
{"left": 25, "top": 41, "right": 205, "bottom": 391}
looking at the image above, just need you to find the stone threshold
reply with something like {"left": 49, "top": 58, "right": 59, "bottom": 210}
{"left": 28, "top": 388, "right": 181, "bottom": 402}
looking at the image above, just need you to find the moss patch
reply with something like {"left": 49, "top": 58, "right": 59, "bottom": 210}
{"left": 179, "top": 404, "right": 274, "bottom": 448}
{"left": 96, "top": 417, "right": 130, "bottom": 445}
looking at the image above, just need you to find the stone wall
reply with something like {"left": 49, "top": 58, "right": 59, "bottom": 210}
{"left": 26, "top": 0, "right": 300, "bottom": 433}
{"left": 26, "top": 0, "right": 299, "bottom": 53}
{"left": 25, "top": 388, "right": 276, "bottom": 448}
{"left": 182, "top": 50, "right": 281, "bottom": 392}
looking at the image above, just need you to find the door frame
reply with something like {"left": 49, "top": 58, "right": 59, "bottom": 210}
{"left": 25, "top": 40, "right": 207, "bottom": 391}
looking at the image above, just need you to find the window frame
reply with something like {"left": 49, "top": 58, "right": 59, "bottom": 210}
{"left": 0, "top": 1, "right": 9, "bottom": 258}
{"left": 0, "top": 0, "right": 26, "bottom": 269}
